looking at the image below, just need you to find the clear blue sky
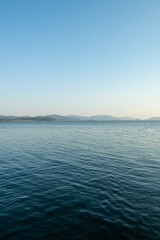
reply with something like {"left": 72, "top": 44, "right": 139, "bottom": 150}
{"left": 0, "top": 0, "right": 160, "bottom": 119}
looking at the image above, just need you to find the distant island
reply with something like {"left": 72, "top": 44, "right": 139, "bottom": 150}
{"left": 0, "top": 114, "right": 160, "bottom": 122}
{"left": 0, "top": 116, "right": 56, "bottom": 122}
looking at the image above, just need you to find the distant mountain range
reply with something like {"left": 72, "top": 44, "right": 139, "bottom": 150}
{"left": 146, "top": 117, "right": 160, "bottom": 121}
{"left": 0, "top": 116, "right": 56, "bottom": 121}
{"left": 47, "top": 114, "right": 140, "bottom": 121}
{"left": 1, "top": 114, "right": 159, "bottom": 121}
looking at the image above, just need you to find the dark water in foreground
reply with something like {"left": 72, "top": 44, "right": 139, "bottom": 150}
{"left": 0, "top": 121, "right": 160, "bottom": 240}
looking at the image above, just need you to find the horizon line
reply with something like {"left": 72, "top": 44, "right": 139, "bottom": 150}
{"left": 1, "top": 113, "right": 160, "bottom": 121}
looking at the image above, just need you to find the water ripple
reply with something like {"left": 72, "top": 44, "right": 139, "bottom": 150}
{"left": 0, "top": 121, "right": 160, "bottom": 240}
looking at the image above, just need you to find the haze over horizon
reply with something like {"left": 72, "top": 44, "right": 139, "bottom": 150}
{"left": 1, "top": 0, "right": 160, "bottom": 119}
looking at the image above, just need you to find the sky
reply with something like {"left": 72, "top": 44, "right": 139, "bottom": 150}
{"left": 0, "top": 0, "right": 160, "bottom": 119}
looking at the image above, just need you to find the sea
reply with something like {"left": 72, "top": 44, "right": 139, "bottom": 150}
{"left": 0, "top": 121, "right": 160, "bottom": 240}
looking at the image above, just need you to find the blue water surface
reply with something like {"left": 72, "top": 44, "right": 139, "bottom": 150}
{"left": 0, "top": 121, "right": 160, "bottom": 240}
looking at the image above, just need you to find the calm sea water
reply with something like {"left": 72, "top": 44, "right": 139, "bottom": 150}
{"left": 0, "top": 121, "right": 160, "bottom": 240}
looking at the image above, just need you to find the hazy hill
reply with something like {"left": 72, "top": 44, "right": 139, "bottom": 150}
{"left": 2, "top": 114, "right": 158, "bottom": 121}
{"left": 0, "top": 115, "right": 18, "bottom": 119}
{"left": 0, "top": 116, "right": 56, "bottom": 121}
{"left": 66, "top": 115, "right": 139, "bottom": 121}
{"left": 45, "top": 114, "right": 78, "bottom": 121}
{"left": 146, "top": 117, "right": 160, "bottom": 121}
